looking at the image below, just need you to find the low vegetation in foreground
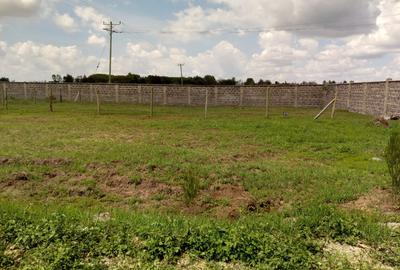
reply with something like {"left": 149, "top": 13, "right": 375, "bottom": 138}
{"left": 0, "top": 101, "right": 399, "bottom": 269}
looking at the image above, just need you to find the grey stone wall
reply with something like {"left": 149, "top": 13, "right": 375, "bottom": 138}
{"left": 2, "top": 81, "right": 399, "bottom": 117}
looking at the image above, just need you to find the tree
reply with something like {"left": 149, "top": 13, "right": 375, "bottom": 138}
{"left": 0, "top": 77, "right": 9, "bottom": 82}
{"left": 257, "top": 79, "right": 272, "bottom": 85}
{"left": 51, "top": 74, "right": 62, "bottom": 83}
{"left": 63, "top": 74, "right": 74, "bottom": 83}
{"left": 204, "top": 75, "right": 217, "bottom": 85}
{"left": 244, "top": 78, "right": 255, "bottom": 85}
{"left": 218, "top": 77, "right": 236, "bottom": 85}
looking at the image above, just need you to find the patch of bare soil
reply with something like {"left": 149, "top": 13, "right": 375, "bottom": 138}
{"left": 218, "top": 151, "right": 275, "bottom": 164}
{"left": 191, "top": 184, "right": 255, "bottom": 219}
{"left": 0, "top": 172, "right": 31, "bottom": 190}
{"left": 0, "top": 157, "right": 18, "bottom": 165}
{"left": 324, "top": 242, "right": 394, "bottom": 270}
{"left": 135, "top": 180, "right": 182, "bottom": 200}
{"left": 0, "top": 157, "right": 71, "bottom": 166}
{"left": 129, "top": 180, "right": 183, "bottom": 211}
{"left": 30, "top": 158, "right": 71, "bottom": 166}
{"left": 185, "top": 184, "right": 283, "bottom": 219}
{"left": 373, "top": 117, "right": 390, "bottom": 128}
{"left": 98, "top": 171, "right": 134, "bottom": 197}
{"left": 342, "top": 187, "right": 400, "bottom": 214}
{"left": 126, "top": 180, "right": 282, "bottom": 219}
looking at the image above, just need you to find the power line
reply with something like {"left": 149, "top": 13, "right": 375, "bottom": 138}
{"left": 95, "top": 43, "right": 107, "bottom": 73}
{"left": 120, "top": 12, "right": 400, "bottom": 36}
{"left": 103, "top": 21, "right": 122, "bottom": 83}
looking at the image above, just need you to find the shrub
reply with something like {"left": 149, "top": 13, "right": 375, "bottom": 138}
{"left": 181, "top": 170, "right": 200, "bottom": 204}
{"left": 385, "top": 131, "right": 400, "bottom": 189}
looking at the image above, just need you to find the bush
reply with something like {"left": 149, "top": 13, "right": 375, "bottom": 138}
{"left": 181, "top": 170, "right": 200, "bottom": 204}
{"left": 385, "top": 131, "right": 400, "bottom": 189}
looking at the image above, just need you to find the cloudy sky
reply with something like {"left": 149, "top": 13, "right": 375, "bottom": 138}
{"left": 1, "top": 0, "right": 400, "bottom": 82}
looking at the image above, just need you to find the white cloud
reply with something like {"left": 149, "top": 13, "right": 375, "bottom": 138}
{"left": 165, "top": 0, "right": 379, "bottom": 41}
{"left": 108, "top": 41, "right": 247, "bottom": 79}
{"left": 0, "top": 0, "right": 57, "bottom": 18}
{"left": 74, "top": 6, "right": 109, "bottom": 32}
{"left": 87, "top": 34, "right": 106, "bottom": 46}
{"left": 0, "top": 0, "right": 42, "bottom": 17}
{"left": 54, "top": 12, "right": 77, "bottom": 32}
{"left": 0, "top": 40, "right": 96, "bottom": 81}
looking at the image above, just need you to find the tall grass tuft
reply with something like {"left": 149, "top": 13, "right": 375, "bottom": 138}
{"left": 385, "top": 131, "right": 400, "bottom": 190}
{"left": 182, "top": 169, "right": 200, "bottom": 205}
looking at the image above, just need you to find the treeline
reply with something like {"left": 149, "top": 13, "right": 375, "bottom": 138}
{"left": 2, "top": 74, "right": 340, "bottom": 85}
{"left": 60, "top": 73, "right": 263, "bottom": 85}
{"left": 58, "top": 73, "right": 313, "bottom": 86}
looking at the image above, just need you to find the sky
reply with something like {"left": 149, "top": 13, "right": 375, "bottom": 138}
{"left": 1, "top": 0, "right": 400, "bottom": 83}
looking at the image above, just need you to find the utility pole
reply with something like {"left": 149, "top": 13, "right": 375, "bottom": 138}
{"left": 103, "top": 21, "right": 122, "bottom": 84}
{"left": 178, "top": 63, "right": 184, "bottom": 86}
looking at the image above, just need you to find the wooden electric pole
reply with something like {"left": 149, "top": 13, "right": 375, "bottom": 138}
{"left": 178, "top": 64, "right": 184, "bottom": 86}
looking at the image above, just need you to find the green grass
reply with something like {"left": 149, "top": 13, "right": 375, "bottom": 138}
{"left": 0, "top": 101, "right": 399, "bottom": 269}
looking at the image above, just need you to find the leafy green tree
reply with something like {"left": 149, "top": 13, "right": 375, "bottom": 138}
{"left": 218, "top": 77, "right": 236, "bottom": 85}
{"left": 0, "top": 77, "right": 9, "bottom": 82}
{"left": 63, "top": 74, "right": 74, "bottom": 83}
{"left": 204, "top": 75, "right": 217, "bottom": 85}
{"left": 244, "top": 78, "right": 255, "bottom": 85}
{"left": 51, "top": 74, "right": 62, "bottom": 83}
{"left": 257, "top": 79, "right": 272, "bottom": 85}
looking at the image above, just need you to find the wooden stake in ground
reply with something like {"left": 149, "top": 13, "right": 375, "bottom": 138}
{"left": 3, "top": 83, "right": 8, "bottom": 110}
{"left": 314, "top": 98, "right": 336, "bottom": 120}
{"left": 1, "top": 84, "right": 5, "bottom": 107}
{"left": 49, "top": 86, "right": 53, "bottom": 112}
{"left": 95, "top": 88, "right": 101, "bottom": 115}
{"left": 331, "top": 85, "right": 338, "bottom": 119}
{"left": 265, "top": 87, "right": 270, "bottom": 118}
{"left": 150, "top": 87, "right": 154, "bottom": 117}
{"left": 204, "top": 88, "right": 209, "bottom": 119}
{"left": 59, "top": 87, "right": 63, "bottom": 103}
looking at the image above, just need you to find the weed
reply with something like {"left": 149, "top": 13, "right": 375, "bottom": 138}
{"left": 385, "top": 130, "right": 400, "bottom": 189}
{"left": 181, "top": 170, "right": 200, "bottom": 205}
{"left": 128, "top": 175, "right": 142, "bottom": 186}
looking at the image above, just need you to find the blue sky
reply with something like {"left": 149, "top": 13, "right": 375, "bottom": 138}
{"left": 1, "top": 0, "right": 400, "bottom": 82}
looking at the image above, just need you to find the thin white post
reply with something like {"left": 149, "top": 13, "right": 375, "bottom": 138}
{"left": 204, "top": 88, "right": 209, "bottom": 119}
{"left": 163, "top": 86, "right": 167, "bottom": 105}
{"left": 115, "top": 84, "right": 119, "bottom": 103}
{"left": 363, "top": 83, "right": 368, "bottom": 114}
{"left": 187, "top": 87, "right": 191, "bottom": 105}
{"left": 384, "top": 79, "right": 390, "bottom": 116}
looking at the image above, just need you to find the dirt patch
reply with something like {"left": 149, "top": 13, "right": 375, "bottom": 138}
{"left": 342, "top": 187, "right": 400, "bottom": 214}
{"left": 246, "top": 197, "right": 284, "bottom": 213}
{"left": 0, "top": 172, "right": 31, "bottom": 190}
{"left": 10, "top": 172, "right": 30, "bottom": 181}
{"left": 373, "top": 117, "right": 390, "bottom": 128}
{"left": 180, "top": 185, "right": 250, "bottom": 218}
{"left": 129, "top": 181, "right": 267, "bottom": 219}
{"left": 324, "top": 242, "right": 394, "bottom": 270}
{"left": 91, "top": 166, "right": 135, "bottom": 197}
{"left": 135, "top": 180, "right": 182, "bottom": 200}
{"left": 0, "top": 157, "right": 71, "bottom": 166}
{"left": 217, "top": 145, "right": 277, "bottom": 164}
{"left": 0, "top": 157, "right": 18, "bottom": 165}
{"left": 30, "top": 158, "right": 71, "bottom": 166}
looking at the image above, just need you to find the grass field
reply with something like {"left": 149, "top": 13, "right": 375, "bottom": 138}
{"left": 0, "top": 101, "right": 399, "bottom": 269}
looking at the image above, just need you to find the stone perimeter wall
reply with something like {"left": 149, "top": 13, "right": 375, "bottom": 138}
{"left": 2, "top": 81, "right": 400, "bottom": 116}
